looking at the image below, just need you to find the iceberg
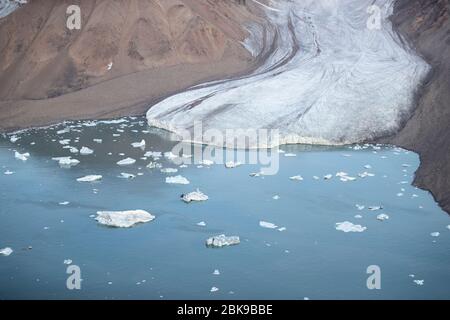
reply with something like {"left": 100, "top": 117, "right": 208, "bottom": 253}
{"left": 206, "top": 235, "right": 240, "bottom": 248}
{"left": 77, "top": 175, "right": 102, "bottom": 182}
{"left": 117, "top": 158, "right": 136, "bottom": 166}
{"left": 0, "top": 247, "right": 13, "bottom": 256}
{"left": 131, "top": 139, "right": 146, "bottom": 148}
{"left": 181, "top": 189, "right": 209, "bottom": 203}
{"left": 259, "top": 221, "right": 278, "bottom": 229}
{"left": 80, "top": 146, "right": 94, "bottom": 155}
{"left": 14, "top": 151, "right": 30, "bottom": 161}
{"left": 335, "top": 221, "right": 367, "bottom": 233}
{"left": 95, "top": 210, "right": 155, "bottom": 228}
{"left": 165, "top": 175, "right": 190, "bottom": 185}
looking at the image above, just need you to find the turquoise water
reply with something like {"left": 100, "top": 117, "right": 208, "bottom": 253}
{"left": 0, "top": 117, "right": 449, "bottom": 299}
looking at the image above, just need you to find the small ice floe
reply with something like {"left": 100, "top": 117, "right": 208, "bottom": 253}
{"left": 63, "top": 146, "right": 79, "bottom": 153}
{"left": 289, "top": 175, "right": 303, "bottom": 181}
{"left": 272, "top": 195, "right": 280, "bottom": 200}
{"left": 413, "top": 279, "right": 424, "bottom": 286}
{"left": 59, "top": 201, "right": 70, "bottom": 205}
{"left": 206, "top": 235, "right": 240, "bottom": 248}
{"left": 164, "top": 151, "right": 178, "bottom": 160}
{"left": 10, "top": 135, "right": 20, "bottom": 143}
{"left": 336, "top": 172, "right": 356, "bottom": 182}
{"left": 93, "top": 139, "right": 102, "bottom": 143}
{"left": 284, "top": 153, "right": 296, "bottom": 157}
{"left": 259, "top": 221, "right": 278, "bottom": 229}
{"left": 131, "top": 140, "right": 146, "bottom": 148}
{"left": 225, "top": 161, "right": 241, "bottom": 168}
{"left": 368, "top": 206, "right": 383, "bottom": 211}
{"left": 323, "top": 174, "right": 333, "bottom": 180}
{"left": 181, "top": 189, "right": 208, "bottom": 203}
{"left": 63, "top": 259, "right": 73, "bottom": 265}
{"left": 52, "top": 156, "right": 80, "bottom": 167}
{"left": 160, "top": 168, "right": 178, "bottom": 174}
{"left": 59, "top": 139, "right": 70, "bottom": 145}
{"left": 402, "top": 164, "right": 411, "bottom": 168}
{"left": 80, "top": 147, "right": 94, "bottom": 155}
{"left": 364, "top": 165, "right": 372, "bottom": 169}
{"left": 77, "top": 175, "right": 102, "bottom": 182}
{"left": 278, "top": 227, "right": 286, "bottom": 232}
{"left": 144, "top": 151, "right": 162, "bottom": 159}
{"left": 358, "top": 172, "right": 375, "bottom": 178}
{"left": 117, "top": 158, "right": 136, "bottom": 166}
{"left": 147, "top": 162, "right": 162, "bottom": 169}
{"left": 210, "top": 287, "right": 219, "bottom": 293}
{"left": 447, "top": 225, "right": 450, "bottom": 230}
{"left": 430, "top": 232, "right": 440, "bottom": 237}
{"left": 249, "top": 172, "right": 262, "bottom": 177}
{"left": 354, "top": 215, "right": 363, "bottom": 219}
{"left": 335, "top": 221, "right": 367, "bottom": 233}
{"left": 197, "top": 221, "right": 206, "bottom": 227}
{"left": 213, "top": 269, "right": 220, "bottom": 275}
{"left": 200, "top": 159, "right": 214, "bottom": 166}
{"left": 14, "top": 151, "right": 30, "bottom": 161}
{"left": 0, "top": 247, "right": 13, "bottom": 256}
{"left": 313, "top": 176, "right": 320, "bottom": 180}
{"left": 95, "top": 210, "right": 155, "bottom": 228}
{"left": 376, "top": 214, "right": 389, "bottom": 221}
{"left": 107, "top": 61, "right": 113, "bottom": 70}
{"left": 356, "top": 204, "right": 365, "bottom": 211}
{"left": 165, "top": 175, "right": 190, "bottom": 184}
{"left": 118, "top": 173, "right": 136, "bottom": 179}
{"left": 4, "top": 170, "right": 14, "bottom": 175}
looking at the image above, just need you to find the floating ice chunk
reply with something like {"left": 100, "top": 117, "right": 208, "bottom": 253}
{"left": 430, "top": 232, "right": 440, "bottom": 237}
{"left": 80, "top": 147, "right": 94, "bottom": 155}
{"left": 166, "top": 175, "right": 189, "bottom": 184}
{"left": 14, "top": 151, "right": 30, "bottom": 161}
{"left": 335, "top": 221, "right": 366, "bottom": 233}
{"left": 368, "top": 206, "right": 383, "bottom": 211}
{"left": 354, "top": 215, "right": 363, "bottom": 219}
{"left": 358, "top": 172, "right": 375, "bottom": 178}
{"left": 340, "top": 175, "right": 356, "bottom": 182}
{"left": 225, "top": 161, "right": 241, "bottom": 168}
{"left": 95, "top": 210, "right": 155, "bottom": 228}
{"left": 397, "top": 193, "right": 404, "bottom": 197}
{"left": 10, "top": 135, "right": 20, "bottom": 143}
{"left": 53, "top": 156, "right": 80, "bottom": 167}
{"left": 272, "top": 195, "right": 280, "bottom": 200}
{"left": 197, "top": 221, "right": 206, "bottom": 227}
{"left": 147, "top": 161, "right": 162, "bottom": 169}
{"left": 278, "top": 227, "right": 286, "bottom": 232}
{"left": 107, "top": 61, "right": 113, "bottom": 70}
{"left": 0, "top": 247, "right": 13, "bottom": 256}
{"left": 376, "top": 214, "right": 390, "bottom": 221}
{"left": 200, "top": 159, "right": 214, "bottom": 166}
{"left": 206, "top": 234, "right": 240, "bottom": 248}
{"left": 131, "top": 140, "right": 146, "bottom": 148}
{"left": 118, "top": 173, "right": 136, "bottom": 179}
{"left": 447, "top": 225, "right": 450, "bottom": 230}
{"left": 323, "top": 174, "right": 333, "bottom": 180}
{"left": 313, "top": 176, "right": 320, "bottom": 180}
{"left": 117, "top": 158, "right": 136, "bottom": 166}
{"left": 161, "top": 168, "right": 178, "bottom": 174}
{"left": 59, "top": 201, "right": 70, "bottom": 205}
{"left": 57, "top": 128, "right": 70, "bottom": 135}
{"left": 181, "top": 189, "right": 208, "bottom": 203}
{"left": 63, "top": 146, "right": 79, "bottom": 153}
{"left": 63, "top": 259, "right": 72, "bottom": 265}
{"left": 93, "top": 139, "right": 102, "bottom": 143}
{"left": 59, "top": 139, "right": 70, "bottom": 145}
{"left": 289, "top": 175, "right": 303, "bottom": 181}
{"left": 364, "top": 165, "right": 372, "bottom": 169}
{"left": 284, "top": 153, "right": 296, "bottom": 157}
{"left": 213, "top": 269, "right": 220, "bottom": 275}
{"left": 356, "top": 204, "right": 365, "bottom": 211}
{"left": 144, "top": 151, "right": 162, "bottom": 158}
{"left": 210, "top": 287, "right": 219, "bottom": 293}
{"left": 77, "top": 175, "right": 102, "bottom": 182}
{"left": 413, "top": 280, "right": 424, "bottom": 286}
{"left": 4, "top": 170, "right": 14, "bottom": 175}
{"left": 259, "top": 221, "right": 278, "bottom": 229}
{"left": 164, "top": 152, "right": 178, "bottom": 160}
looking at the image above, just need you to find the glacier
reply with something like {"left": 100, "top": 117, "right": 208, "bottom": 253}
{"left": 146, "top": 0, "right": 430, "bottom": 147}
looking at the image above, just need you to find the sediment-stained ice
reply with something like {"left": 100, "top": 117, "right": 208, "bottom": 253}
{"left": 95, "top": 210, "right": 155, "bottom": 228}
{"left": 147, "top": 0, "right": 429, "bottom": 147}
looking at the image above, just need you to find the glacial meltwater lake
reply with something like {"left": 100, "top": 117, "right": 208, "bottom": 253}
{"left": 0, "top": 117, "right": 449, "bottom": 299}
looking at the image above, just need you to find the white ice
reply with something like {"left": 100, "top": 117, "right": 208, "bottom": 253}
{"left": 79, "top": 146, "right": 94, "bottom": 155}
{"left": 117, "top": 158, "right": 136, "bottom": 166}
{"left": 14, "top": 151, "right": 30, "bottom": 161}
{"left": 76, "top": 175, "right": 102, "bottom": 182}
{"left": 95, "top": 210, "right": 155, "bottom": 228}
{"left": 182, "top": 189, "right": 209, "bottom": 203}
{"left": 206, "top": 235, "right": 240, "bottom": 248}
{"left": 259, "top": 221, "right": 278, "bottom": 229}
{"left": 0, "top": 247, "right": 13, "bottom": 256}
{"left": 131, "top": 139, "right": 146, "bottom": 148}
{"left": 335, "top": 221, "right": 367, "bottom": 233}
{"left": 165, "top": 175, "right": 190, "bottom": 185}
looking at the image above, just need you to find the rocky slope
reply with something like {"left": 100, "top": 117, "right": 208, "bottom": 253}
{"left": 0, "top": 0, "right": 266, "bottom": 130}
{"left": 385, "top": 0, "right": 450, "bottom": 213}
